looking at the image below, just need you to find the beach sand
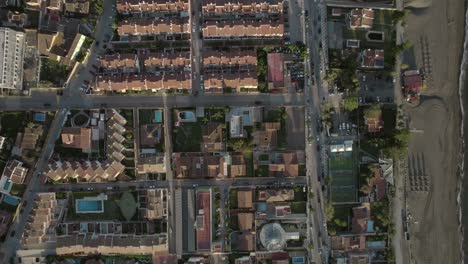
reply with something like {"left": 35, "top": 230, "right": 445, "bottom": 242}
{"left": 400, "top": 0, "right": 465, "bottom": 263}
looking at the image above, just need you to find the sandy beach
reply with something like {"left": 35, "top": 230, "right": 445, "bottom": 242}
{"left": 399, "top": 0, "right": 465, "bottom": 263}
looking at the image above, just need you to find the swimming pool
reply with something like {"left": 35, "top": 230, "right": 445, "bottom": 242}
{"left": 154, "top": 110, "right": 163, "bottom": 123}
{"left": 3, "top": 195, "right": 20, "bottom": 206}
{"left": 76, "top": 200, "right": 104, "bottom": 213}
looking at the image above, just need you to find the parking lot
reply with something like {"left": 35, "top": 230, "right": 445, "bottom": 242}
{"left": 358, "top": 71, "right": 395, "bottom": 105}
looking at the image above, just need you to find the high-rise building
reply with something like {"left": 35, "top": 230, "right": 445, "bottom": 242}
{"left": 0, "top": 27, "right": 25, "bottom": 90}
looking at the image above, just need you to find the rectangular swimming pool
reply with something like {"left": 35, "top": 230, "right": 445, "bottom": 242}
{"left": 3, "top": 195, "right": 20, "bottom": 206}
{"left": 76, "top": 200, "right": 104, "bottom": 213}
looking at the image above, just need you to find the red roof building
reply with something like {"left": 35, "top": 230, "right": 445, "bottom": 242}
{"left": 196, "top": 191, "right": 211, "bottom": 251}
{"left": 403, "top": 70, "right": 423, "bottom": 103}
{"left": 267, "top": 53, "right": 284, "bottom": 89}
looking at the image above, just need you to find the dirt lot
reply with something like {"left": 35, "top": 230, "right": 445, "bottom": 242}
{"left": 401, "top": 0, "right": 465, "bottom": 262}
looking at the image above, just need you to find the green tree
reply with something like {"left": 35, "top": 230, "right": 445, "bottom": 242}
{"left": 343, "top": 95, "right": 359, "bottom": 111}
{"left": 325, "top": 202, "right": 335, "bottom": 219}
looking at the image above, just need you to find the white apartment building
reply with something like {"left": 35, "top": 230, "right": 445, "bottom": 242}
{"left": 0, "top": 27, "right": 25, "bottom": 90}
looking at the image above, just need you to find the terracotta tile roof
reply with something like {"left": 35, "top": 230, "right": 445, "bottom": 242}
{"left": 116, "top": 0, "right": 188, "bottom": 13}
{"left": 100, "top": 53, "right": 138, "bottom": 69}
{"left": 118, "top": 17, "right": 189, "bottom": 36}
{"left": 61, "top": 127, "right": 92, "bottom": 153}
{"left": 203, "top": 0, "right": 283, "bottom": 14}
{"left": 201, "top": 123, "right": 224, "bottom": 152}
{"left": 143, "top": 51, "right": 190, "bottom": 68}
{"left": 204, "top": 71, "right": 257, "bottom": 92}
{"left": 351, "top": 204, "right": 371, "bottom": 234}
{"left": 96, "top": 73, "right": 190, "bottom": 92}
{"left": 203, "top": 49, "right": 257, "bottom": 66}
{"left": 237, "top": 189, "right": 253, "bottom": 208}
{"left": 237, "top": 213, "right": 253, "bottom": 230}
{"left": 349, "top": 8, "right": 374, "bottom": 29}
{"left": 237, "top": 233, "right": 255, "bottom": 252}
{"left": 331, "top": 234, "right": 366, "bottom": 251}
{"left": 203, "top": 19, "right": 284, "bottom": 38}
{"left": 360, "top": 49, "right": 384, "bottom": 69}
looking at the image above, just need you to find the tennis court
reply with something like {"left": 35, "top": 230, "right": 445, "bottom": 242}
{"left": 329, "top": 156, "right": 355, "bottom": 170}
{"left": 330, "top": 171, "right": 357, "bottom": 187}
{"left": 331, "top": 187, "right": 357, "bottom": 203}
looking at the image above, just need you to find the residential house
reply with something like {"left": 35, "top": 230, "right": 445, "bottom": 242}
{"left": 266, "top": 151, "right": 305, "bottom": 177}
{"left": 237, "top": 189, "right": 253, "bottom": 209}
{"left": 116, "top": 0, "right": 189, "bottom": 14}
{"left": 37, "top": 32, "right": 86, "bottom": 66}
{"left": 96, "top": 73, "right": 191, "bottom": 93}
{"left": 25, "top": 0, "right": 43, "bottom": 10}
{"left": 136, "top": 155, "right": 166, "bottom": 174}
{"left": 364, "top": 107, "right": 383, "bottom": 133}
{"left": 203, "top": 0, "right": 283, "bottom": 15}
{"left": 64, "top": 0, "right": 90, "bottom": 14}
{"left": 235, "top": 256, "right": 253, "bottom": 264}
{"left": 331, "top": 234, "right": 366, "bottom": 256}
{"left": 238, "top": 213, "right": 254, "bottom": 231}
{"left": 99, "top": 53, "right": 140, "bottom": 74}
{"left": 203, "top": 49, "right": 257, "bottom": 68}
{"left": 348, "top": 8, "right": 374, "bottom": 29}
{"left": 201, "top": 123, "right": 224, "bottom": 152}
{"left": 61, "top": 127, "right": 92, "bottom": 153}
{"left": 6, "top": 12, "right": 28, "bottom": 28}
{"left": 361, "top": 166, "right": 387, "bottom": 202}
{"left": 144, "top": 189, "right": 167, "bottom": 220}
{"left": 117, "top": 17, "right": 190, "bottom": 37}
{"left": 237, "top": 233, "right": 255, "bottom": 252}
{"left": 226, "top": 107, "right": 262, "bottom": 138}
{"left": 140, "top": 124, "right": 163, "bottom": 148}
{"left": 173, "top": 152, "right": 246, "bottom": 178}
{"left": 21, "top": 193, "right": 58, "bottom": 247}
{"left": 253, "top": 122, "right": 280, "bottom": 150}
{"left": 360, "top": 49, "right": 384, "bottom": 69}
{"left": 45, "top": 160, "right": 125, "bottom": 182}
{"left": 351, "top": 203, "right": 374, "bottom": 234}
{"left": 203, "top": 19, "right": 284, "bottom": 38}
{"left": 258, "top": 189, "right": 294, "bottom": 202}
{"left": 204, "top": 71, "right": 258, "bottom": 93}
{"left": 0, "top": 160, "right": 28, "bottom": 195}
{"left": 143, "top": 51, "right": 191, "bottom": 71}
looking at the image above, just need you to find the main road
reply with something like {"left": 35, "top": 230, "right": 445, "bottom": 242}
{"left": 0, "top": 92, "right": 305, "bottom": 111}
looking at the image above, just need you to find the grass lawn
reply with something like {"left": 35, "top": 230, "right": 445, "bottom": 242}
{"left": 293, "top": 186, "right": 307, "bottom": 201}
{"left": 118, "top": 191, "right": 137, "bottom": 221}
{"left": 173, "top": 123, "right": 202, "bottom": 152}
{"left": 228, "top": 188, "right": 238, "bottom": 209}
{"left": 299, "top": 164, "right": 306, "bottom": 176}
{"left": 244, "top": 151, "right": 254, "bottom": 177}
{"left": 139, "top": 109, "right": 157, "bottom": 124}
{"left": 331, "top": 187, "right": 357, "bottom": 203}
{"left": 119, "top": 109, "right": 134, "bottom": 129}
{"left": 255, "top": 164, "right": 269, "bottom": 177}
{"left": 67, "top": 192, "right": 125, "bottom": 221}
{"left": 0, "top": 112, "right": 27, "bottom": 139}
{"left": 259, "top": 154, "right": 269, "bottom": 161}
{"left": 291, "top": 201, "right": 307, "bottom": 214}
{"left": 329, "top": 156, "right": 355, "bottom": 170}
{"left": 330, "top": 171, "right": 357, "bottom": 187}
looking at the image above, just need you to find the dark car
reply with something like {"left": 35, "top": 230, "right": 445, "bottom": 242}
{"left": 43, "top": 103, "right": 51, "bottom": 107}
{"left": 10, "top": 230, "right": 15, "bottom": 237}
{"left": 254, "top": 101, "right": 262, "bottom": 105}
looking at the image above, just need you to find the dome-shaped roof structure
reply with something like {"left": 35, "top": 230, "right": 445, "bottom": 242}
{"left": 259, "top": 222, "right": 287, "bottom": 250}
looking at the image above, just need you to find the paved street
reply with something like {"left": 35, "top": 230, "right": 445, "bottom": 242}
{"left": 0, "top": 93, "right": 304, "bottom": 111}
{"left": 37, "top": 177, "right": 307, "bottom": 192}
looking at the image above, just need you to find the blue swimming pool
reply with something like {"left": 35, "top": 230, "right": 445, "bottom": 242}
{"left": 3, "top": 180, "right": 11, "bottom": 191}
{"left": 76, "top": 200, "right": 103, "bottom": 213}
{"left": 292, "top": 256, "right": 305, "bottom": 264}
{"left": 3, "top": 195, "right": 20, "bottom": 206}
{"left": 154, "top": 110, "right": 163, "bottom": 123}
{"left": 34, "top": 113, "right": 46, "bottom": 122}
